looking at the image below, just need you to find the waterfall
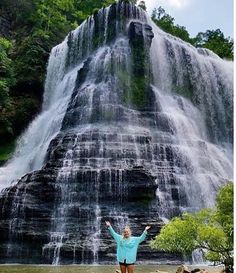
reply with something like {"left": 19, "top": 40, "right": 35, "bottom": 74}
{"left": 0, "top": 1, "right": 233, "bottom": 264}
{"left": 191, "top": 249, "right": 205, "bottom": 265}
{"left": 149, "top": 21, "right": 232, "bottom": 212}
{"left": 0, "top": 38, "right": 77, "bottom": 193}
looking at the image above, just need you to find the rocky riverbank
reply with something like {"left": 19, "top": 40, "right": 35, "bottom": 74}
{"left": 148, "top": 265, "right": 224, "bottom": 273}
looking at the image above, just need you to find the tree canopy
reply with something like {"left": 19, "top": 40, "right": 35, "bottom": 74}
{"left": 151, "top": 6, "right": 234, "bottom": 60}
{"left": 0, "top": 0, "right": 115, "bottom": 155}
{"left": 150, "top": 182, "right": 233, "bottom": 273}
{"left": 151, "top": 7, "right": 194, "bottom": 45}
{"left": 194, "top": 29, "right": 233, "bottom": 59}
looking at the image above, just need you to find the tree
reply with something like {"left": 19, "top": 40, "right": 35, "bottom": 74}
{"left": 150, "top": 183, "right": 233, "bottom": 273}
{"left": 151, "top": 7, "right": 194, "bottom": 44}
{"left": 0, "top": 38, "right": 15, "bottom": 105}
{"left": 0, "top": 0, "right": 117, "bottom": 153}
{"left": 151, "top": 7, "right": 234, "bottom": 59}
{"left": 215, "top": 183, "right": 233, "bottom": 244}
{"left": 0, "top": 38, "right": 15, "bottom": 140}
{"left": 194, "top": 29, "right": 233, "bottom": 59}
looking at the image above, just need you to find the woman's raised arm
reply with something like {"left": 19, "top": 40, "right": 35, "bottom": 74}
{"left": 105, "top": 221, "right": 121, "bottom": 243}
{"left": 137, "top": 225, "right": 151, "bottom": 243}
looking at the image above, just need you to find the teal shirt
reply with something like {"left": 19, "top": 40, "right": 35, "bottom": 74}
{"left": 108, "top": 226, "right": 147, "bottom": 264}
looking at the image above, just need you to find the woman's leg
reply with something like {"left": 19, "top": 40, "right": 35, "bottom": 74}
{"left": 120, "top": 264, "right": 127, "bottom": 273}
{"left": 127, "top": 264, "right": 134, "bottom": 273}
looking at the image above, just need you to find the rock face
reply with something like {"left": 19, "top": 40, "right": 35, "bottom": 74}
{"left": 0, "top": 0, "right": 233, "bottom": 265}
{"left": 0, "top": 1, "right": 168, "bottom": 264}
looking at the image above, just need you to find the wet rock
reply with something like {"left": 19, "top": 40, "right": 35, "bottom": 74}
{"left": 191, "top": 269, "right": 201, "bottom": 273}
{"left": 176, "top": 265, "right": 191, "bottom": 273}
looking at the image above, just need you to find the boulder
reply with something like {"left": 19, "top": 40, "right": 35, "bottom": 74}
{"left": 176, "top": 265, "right": 191, "bottom": 273}
{"left": 191, "top": 269, "right": 209, "bottom": 273}
{"left": 191, "top": 269, "right": 201, "bottom": 273}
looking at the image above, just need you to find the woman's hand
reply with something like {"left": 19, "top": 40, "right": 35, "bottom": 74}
{"left": 105, "top": 221, "right": 111, "bottom": 227}
{"left": 145, "top": 226, "right": 151, "bottom": 231}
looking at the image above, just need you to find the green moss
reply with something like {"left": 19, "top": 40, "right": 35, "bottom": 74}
{"left": 128, "top": 23, "right": 151, "bottom": 108}
{"left": 132, "top": 48, "right": 145, "bottom": 76}
{"left": 130, "top": 76, "right": 146, "bottom": 108}
{"left": 117, "top": 70, "right": 130, "bottom": 103}
{"left": 0, "top": 140, "right": 15, "bottom": 161}
{"left": 118, "top": 70, "right": 147, "bottom": 108}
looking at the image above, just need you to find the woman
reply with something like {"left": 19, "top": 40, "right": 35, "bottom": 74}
{"left": 105, "top": 221, "right": 151, "bottom": 273}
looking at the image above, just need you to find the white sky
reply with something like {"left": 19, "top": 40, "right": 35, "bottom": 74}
{"left": 143, "top": 0, "right": 234, "bottom": 38}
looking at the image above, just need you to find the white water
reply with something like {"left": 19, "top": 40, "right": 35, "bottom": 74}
{"left": 152, "top": 86, "right": 232, "bottom": 211}
{"left": 0, "top": 1, "right": 233, "bottom": 265}
{"left": 149, "top": 21, "right": 233, "bottom": 144}
{"left": 149, "top": 21, "right": 233, "bottom": 212}
{"left": 0, "top": 39, "right": 80, "bottom": 193}
{"left": 41, "top": 34, "right": 134, "bottom": 264}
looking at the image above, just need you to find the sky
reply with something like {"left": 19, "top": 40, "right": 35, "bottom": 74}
{"left": 143, "top": 0, "right": 234, "bottom": 38}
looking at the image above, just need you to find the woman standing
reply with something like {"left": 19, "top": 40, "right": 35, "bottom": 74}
{"left": 105, "top": 221, "right": 151, "bottom": 273}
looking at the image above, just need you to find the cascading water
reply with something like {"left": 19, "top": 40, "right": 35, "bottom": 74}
{"left": 0, "top": 0, "right": 233, "bottom": 265}
{"left": 149, "top": 21, "right": 233, "bottom": 213}
{"left": 0, "top": 38, "right": 76, "bottom": 192}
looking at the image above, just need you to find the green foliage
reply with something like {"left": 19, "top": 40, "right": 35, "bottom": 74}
{"left": 130, "top": 76, "right": 146, "bottom": 108}
{"left": 14, "top": 32, "right": 49, "bottom": 84}
{"left": 0, "top": 38, "right": 15, "bottom": 106}
{"left": 151, "top": 7, "right": 234, "bottom": 59}
{"left": 73, "top": 0, "right": 115, "bottom": 24}
{"left": 1, "top": 0, "right": 117, "bottom": 85}
{"left": 150, "top": 183, "right": 233, "bottom": 270}
{"left": 0, "top": 140, "right": 15, "bottom": 161}
{"left": 0, "top": 0, "right": 35, "bottom": 26}
{"left": 215, "top": 183, "right": 233, "bottom": 244}
{"left": 194, "top": 29, "right": 233, "bottom": 59}
{"left": 151, "top": 7, "right": 194, "bottom": 45}
{"left": 0, "top": 0, "right": 116, "bottom": 148}
{"left": 0, "top": 38, "right": 15, "bottom": 141}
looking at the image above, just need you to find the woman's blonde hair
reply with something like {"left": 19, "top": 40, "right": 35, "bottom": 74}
{"left": 122, "top": 226, "right": 132, "bottom": 237}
